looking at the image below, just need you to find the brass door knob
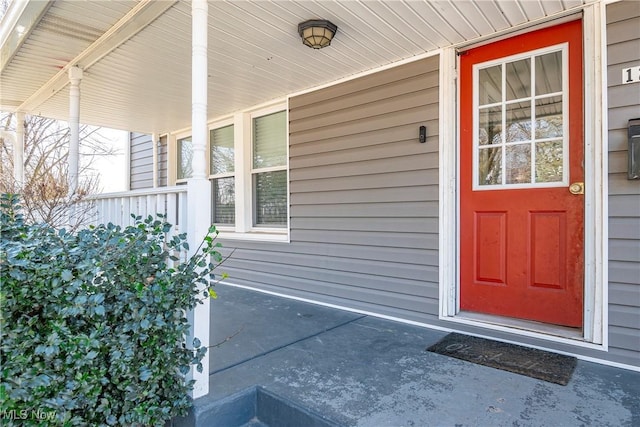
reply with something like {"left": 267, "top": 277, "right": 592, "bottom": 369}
{"left": 569, "top": 182, "right": 584, "bottom": 195}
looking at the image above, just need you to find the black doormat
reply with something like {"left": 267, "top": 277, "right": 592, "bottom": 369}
{"left": 426, "top": 333, "right": 577, "bottom": 385}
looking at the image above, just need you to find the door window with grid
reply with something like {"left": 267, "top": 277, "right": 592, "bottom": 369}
{"left": 474, "top": 45, "right": 568, "bottom": 189}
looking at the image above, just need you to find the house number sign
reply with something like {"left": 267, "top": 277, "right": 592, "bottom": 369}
{"left": 622, "top": 66, "right": 640, "bottom": 84}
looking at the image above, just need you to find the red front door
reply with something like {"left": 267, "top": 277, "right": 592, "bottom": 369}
{"left": 459, "top": 20, "right": 584, "bottom": 327}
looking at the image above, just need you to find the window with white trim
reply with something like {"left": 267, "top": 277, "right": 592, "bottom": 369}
{"left": 210, "top": 124, "right": 235, "bottom": 225}
{"left": 251, "top": 110, "right": 287, "bottom": 227}
{"left": 205, "top": 104, "right": 289, "bottom": 240}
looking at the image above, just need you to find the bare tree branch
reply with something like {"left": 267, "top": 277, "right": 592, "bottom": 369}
{"left": 1, "top": 112, "right": 121, "bottom": 230}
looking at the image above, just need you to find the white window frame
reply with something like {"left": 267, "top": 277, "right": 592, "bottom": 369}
{"left": 172, "top": 101, "right": 290, "bottom": 242}
{"left": 217, "top": 102, "right": 290, "bottom": 242}
{"left": 249, "top": 107, "right": 289, "bottom": 230}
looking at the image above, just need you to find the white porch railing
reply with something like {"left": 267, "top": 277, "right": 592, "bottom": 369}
{"left": 85, "top": 186, "right": 188, "bottom": 233}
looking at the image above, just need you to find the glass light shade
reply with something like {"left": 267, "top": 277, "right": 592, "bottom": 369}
{"left": 298, "top": 20, "right": 337, "bottom": 49}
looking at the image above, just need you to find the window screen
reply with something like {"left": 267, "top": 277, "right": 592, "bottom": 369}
{"left": 213, "top": 177, "right": 235, "bottom": 224}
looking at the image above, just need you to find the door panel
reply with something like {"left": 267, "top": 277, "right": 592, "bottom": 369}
{"left": 474, "top": 211, "right": 507, "bottom": 285}
{"left": 459, "top": 20, "right": 584, "bottom": 327}
{"left": 530, "top": 211, "right": 566, "bottom": 290}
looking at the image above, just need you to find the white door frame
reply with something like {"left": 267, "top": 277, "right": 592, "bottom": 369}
{"left": 438, "top": 4, "right": 608, "bottom": 350}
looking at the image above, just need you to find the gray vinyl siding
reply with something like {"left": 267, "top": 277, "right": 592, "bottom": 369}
{"left": 605, "top": 0, "right": 640, "bottom": 366}
{"left": 219, "top": 57, "right": 441, "bottom": 324}
{"left": 129, "top": 132, "right": 153, "bottom": 190}
{"left": 214, "top": 11, "right": 640, "bottom": 368}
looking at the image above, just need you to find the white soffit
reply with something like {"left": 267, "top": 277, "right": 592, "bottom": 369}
{"left": 0, "top": 0, "right": 591, "bottom": 134}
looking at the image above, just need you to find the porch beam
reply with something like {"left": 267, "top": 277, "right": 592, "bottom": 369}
{"left": 187, "top": 0, "right": 211, "bottom": 399}
{"left": 0, "top": 0, "right": 52, "bottom": 77}
{"left": 15, "top": 0, "right": 177, "bottom": 114}
{"left": 13, "top": 111, "right": 25, "bottom": 187}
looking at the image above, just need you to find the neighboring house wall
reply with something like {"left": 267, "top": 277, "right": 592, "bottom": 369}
{"left": 605, "top": 0, "right": 640, "bottom": 366}
{"left": 129, "top": 132, "right": 153, "bottom": 190}
{"left": 219, "top": 57, "right": 441, "bottom": 323}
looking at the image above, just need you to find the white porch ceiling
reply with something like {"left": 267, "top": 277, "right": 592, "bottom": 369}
{"left": 0, "top": 0, "right": 590, "bottom": 135}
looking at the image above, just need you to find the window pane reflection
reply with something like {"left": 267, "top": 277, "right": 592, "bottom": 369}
{"left": 479, "top": 106, "right": 502, "bottom": 145}
{"left": 213, "top": 177, "right": 235, "bottom": 224}
{"left": 535, "top": 51, "right": 562, "bottom": 95}
{"left": 479, "top": 65, "right": 501, "bottom": 105}
{"left": 479, "top": 147, "right": 502, "bottom": 185}
{"left": 254, "top": 171, "right": 287, "bottom": 226}
{"left": 506, "top": 144, "right": 531, "bottom": 184}
{"left": 506, "top": 101, "right": 531, "bottom": 142}
{"left": 253, "top": 111, "right": 287, "bottom": 169}
{"left": 210, "top": 125, "right": 234, "bottom": 175}
{"left": 536, "top": 141, "right": 563, "bottom": 183}
{"left": 506, "top": 58, "right": 531, "bottom": 100}
{"left": 535, "top": 96, "right": 563, "bottom": 139}
{"left": 178, "top": 137, "right": 193, "bottom": 180}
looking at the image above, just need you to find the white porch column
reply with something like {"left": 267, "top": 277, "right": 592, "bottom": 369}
{"left": 187, "top": 0, "right": 211, "bottom": 399}
{"left": 68, "top": 66, "right": 83, "bottom": 195}
{"left": 14, "top": 111, "right": 25, "bottom": 187}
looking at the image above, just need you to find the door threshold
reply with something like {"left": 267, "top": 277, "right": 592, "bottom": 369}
{"left": 457, "top": 311, "right": 584, "bottom": 340}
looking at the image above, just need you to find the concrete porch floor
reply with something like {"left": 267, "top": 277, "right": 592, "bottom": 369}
{"left": 199, "top": 284, "right": 639, "bottom": 426}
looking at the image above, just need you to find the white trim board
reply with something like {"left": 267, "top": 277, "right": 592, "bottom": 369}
{"left": 438, "top": 46, "right": 458, "bottom": 319}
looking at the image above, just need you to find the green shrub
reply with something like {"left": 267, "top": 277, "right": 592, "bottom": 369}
{"left": 0, "top": 193, "right": 221, "bottom": 426}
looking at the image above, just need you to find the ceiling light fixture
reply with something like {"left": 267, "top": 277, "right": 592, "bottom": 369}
{"left": 298, "top": 19, "right": 338, "bottom": 49}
